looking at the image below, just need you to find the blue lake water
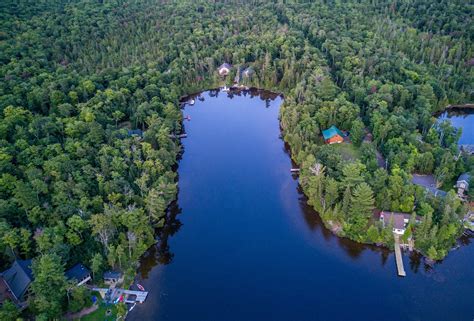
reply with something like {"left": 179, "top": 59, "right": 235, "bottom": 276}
{"left": 438, "top": 109, "right": 474, "bottom": 145}
{"left": 128, "top": 90, "right": 474, "bottom": 321}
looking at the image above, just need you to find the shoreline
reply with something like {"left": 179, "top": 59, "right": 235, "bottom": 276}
{"left": 179, "top": 86, "right": 284, "bottom": 106}
{"left": 124, "top": 88, "right": 474, "bottom": 319}
{"left": 433, "top": 103, "right": 474, "bottom": 117}
{"left": 129, "top": 92, "right": 472, "bottom": 312}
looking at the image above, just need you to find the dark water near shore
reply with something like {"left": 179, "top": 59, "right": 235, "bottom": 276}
{"left": 438, "top": 108, "right": 474, "bottom": 145}
{"left": 129, "top": 90, "right": 474, "bottom": 321}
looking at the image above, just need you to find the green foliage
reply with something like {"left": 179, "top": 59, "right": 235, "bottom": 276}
{"left": 31, "top": 254, "right": 68, "bottom": 319}
{"left": 0, "top": 300, "right": 20, "bottom": 321}
{"left": 350, "top": 118, "right": 365, "bottom": 147}
{"left": 345, "top": 183, "right": 375, "bottom": 240}
{"left": 68, "top": 286, "right": 92, "bottom": 313}
{"left": 366, "top": 225, "right": 381, "bottom": 244}
{"left": 0, "top": 5, "right": 470, "bottom": 319}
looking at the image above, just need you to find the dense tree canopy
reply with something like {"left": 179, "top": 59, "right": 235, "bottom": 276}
{"left": 0, "top": 0, "right": 472, "bottom": 318}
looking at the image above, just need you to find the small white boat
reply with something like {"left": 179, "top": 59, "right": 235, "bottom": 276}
{"left": 188, "top": 99, "right": 195, "bottom": 105}
{"left": 222, "top": 86, "right": 229, "bottom": 92}
{"left": 129, "top": 303, "right": 136, "bottom": 311}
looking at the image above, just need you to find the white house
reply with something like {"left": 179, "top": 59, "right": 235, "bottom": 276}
{"left": 218, "top": 63, "right": 231, "bottom": 76}
{"left": 379, "top": 211, "right": 414, "bottom": 235}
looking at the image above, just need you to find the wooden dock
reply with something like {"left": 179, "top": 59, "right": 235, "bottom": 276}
{"left": 92, "top": 287, "right": 149, "bottom": 303}
{"left": 169, "top": 133, "right": 187, "bottom": 139}
{"left": 394, "top": 234, "right": 406, "bottom": 277}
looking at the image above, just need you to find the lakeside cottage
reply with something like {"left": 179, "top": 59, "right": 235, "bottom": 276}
{"left": 103, "top": 271, "right": 123, "bottom": 286}
{"left": 0, "top": 261, "right": 91, "bottom": 307}
{"left": 460, "top": 144, "right": 474, "bottom": 155}
{"left": 65, "top": 264, "right": 91, "bottom": 287}
{"left": 322, "top": 125, "right": 344, "bottom": 144}
{"left": 218, "top": 63, "right": 231, "bottom": 76}
{"left": 456, "top": 173, "right": 470, "bottom": 197}
{"left": 379, "top": 211, "right": 416, "bottom": 235}
{"left": 0, "top": 260, "right": 33, "bottom": 306}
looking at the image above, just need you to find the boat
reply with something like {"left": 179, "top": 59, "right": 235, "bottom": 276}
{"left": 222, "top": 85, "right": 229, "bottom": 92}
{"left": 185, "top": 115, "right": 191, "bottom": 121}
{"left": 189, "top": 99, "right": 195, "bottom": 105}
{"left": 129, "top": 303, "right": 137, "bottom": 311}
{"left": 137, "top": 284, "right": 145, "bottom": 291}
{"left": 114, "top": 295, "right": 123, "bottom": 304}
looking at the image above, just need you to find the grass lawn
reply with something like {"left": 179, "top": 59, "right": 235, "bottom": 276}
{"left": 80, "top": 304, "right": 117, "bottom": 321}
{"left": 80, "top": 293, "right": 118, "bottom": 321}
{"left": 330, "top": 143, "right": 361, "bottom": 161}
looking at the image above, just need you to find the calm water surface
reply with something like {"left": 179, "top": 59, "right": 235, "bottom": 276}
{"left": 438, "top": 108, "right": 474, "bottom": 145}
{"left": 129, "top": 90, "right": 474, "bottom": 321}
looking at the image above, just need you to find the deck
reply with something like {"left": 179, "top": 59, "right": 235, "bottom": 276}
{"left": 394, "top": 235, "right": 406, "bottom": 277}
{"left": 92, "top": 287, "right": 149, "bottom": 304}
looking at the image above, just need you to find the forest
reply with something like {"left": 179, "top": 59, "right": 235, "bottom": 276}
{"left": 0, "top": 0, "right": 472, "bottom": 319}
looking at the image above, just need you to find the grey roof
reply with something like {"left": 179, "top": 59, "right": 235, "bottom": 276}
{"left": 219, "top": 63, "right": 231, "bottom": 70}
{"left": 458, "top": 173, "right": 471, "bottom": 183}
{"left": 65, "top": 264, "right": 90, "bottom": 282}
{"left": 380, "top": 211, "right": 411, "bottom": 230}
{"left": 103, "top": 271, "right": 122, "bottom": 279}
{"left": 1, "top": 260, "right": 33, "bottom": 301}
{"left": 127, "top": 129, "right": 143, "bottom": 137}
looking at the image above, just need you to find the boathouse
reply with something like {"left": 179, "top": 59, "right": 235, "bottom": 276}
{"left": 65, "top": 264, "right": 91, "bottom": 287}
{"left": 0, "top": 260, "right": 33, "bottom": 305}
{"left": 218, "top": 63, "right": 231, "bottom": 76}
{"left": 322, "top": 125, "right": 344, "bottom": 144}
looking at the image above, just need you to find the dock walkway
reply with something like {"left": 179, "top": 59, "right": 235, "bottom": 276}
{"left": 394, "top": 234, "right": 406, "bottom": 277}
{"left": 92, "top": 287, "right": 148, "bottom": 303}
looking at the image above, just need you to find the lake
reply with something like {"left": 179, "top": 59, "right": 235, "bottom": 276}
{"left": 128, "top": 90, "right": 474, "bottom": 321}
{"left": 438, "top": 108, "right": 474, "bottom": 145}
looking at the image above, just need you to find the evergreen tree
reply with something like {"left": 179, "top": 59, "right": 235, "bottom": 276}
{"left": 350, "top": 118, "right": 365, "bottom": 147}
{"left": 346, "top": 183, "right": 375, "bottom": 239}
{"left": 31, "top": 254, "right": 67, "bottom": 319}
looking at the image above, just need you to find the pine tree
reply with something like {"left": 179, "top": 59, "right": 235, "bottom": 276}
{"left": 350, "top": 118, "right": 365, "bottom": 146}
{"left": 350, "top": 183, "right": 375, "bottom": 218}
{"left": 31, "top": 254, "right": 67, "bottom": 319}
{"left": 347, "top": 183, "right": 375, "bottom": 238}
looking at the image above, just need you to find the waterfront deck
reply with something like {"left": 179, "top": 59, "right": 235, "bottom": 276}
{"left": 92, "top": 287, "right": 148, "bottom": 304}
{"left": 394, "top": 235, "right": 406, "bottom": 277}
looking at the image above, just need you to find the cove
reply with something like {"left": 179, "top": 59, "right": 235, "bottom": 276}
{"left": 128, "top": 90, "right": 474, "bottom": 321}
{"left": 438, "top": 108, "right": 474, "bottom": 145}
